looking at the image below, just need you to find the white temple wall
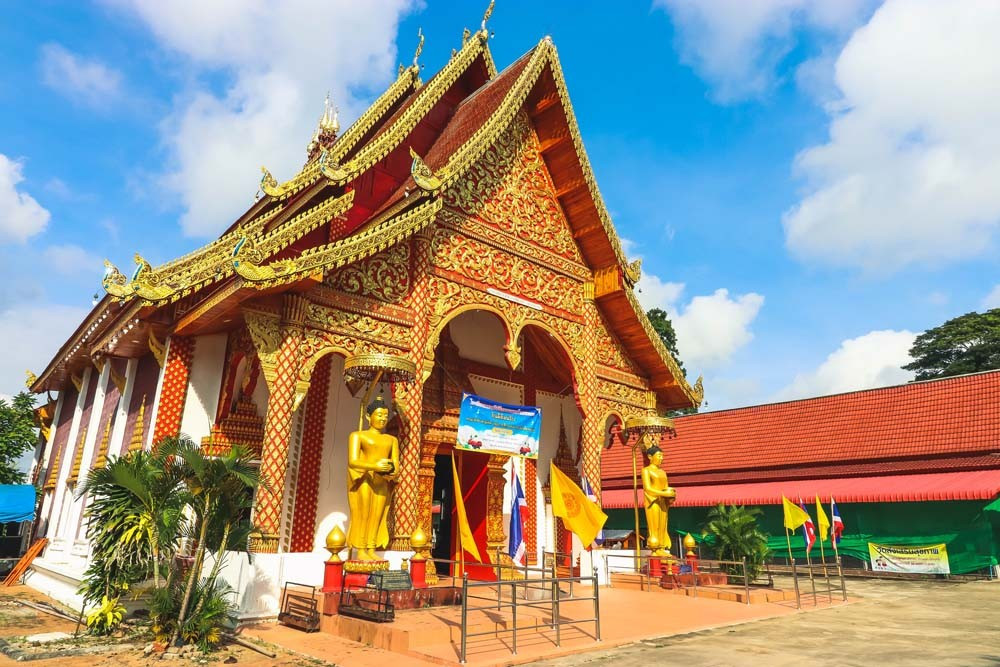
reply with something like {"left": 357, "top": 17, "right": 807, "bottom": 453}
{"left": 311, "top": 354, "right": 359, "bottom": 557}
{"left": 49, "top": 366, "right": 91, "bottom": 547}
{"left": 179, "top": 333, "right": 227, "bottom": 443}
{"left": 65, "top": 362, "right": 111, "bottom": 543}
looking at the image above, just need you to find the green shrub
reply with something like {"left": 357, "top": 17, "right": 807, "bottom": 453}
{"left": 85, "top": 595, "right": 126, "bottom": 635}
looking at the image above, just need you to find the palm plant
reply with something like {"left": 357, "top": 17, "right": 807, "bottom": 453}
{"left": 702, "top": 504, "right": 771, "bottom": 581}
{"left": 78, "top": 447, "right": 186, "bottom": 604}
{"left": 156, "top": 438, "right": 259, "bottom": 647}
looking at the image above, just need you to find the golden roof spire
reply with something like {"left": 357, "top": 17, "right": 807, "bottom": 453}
{"left": 319, "top": 92, "right": 340, "bottom": 135}
{"left": 413, "top": 28, "right": 424, "bottom": 68}
{"left": 481, "top": 0, "right": 495, "bottom": 34}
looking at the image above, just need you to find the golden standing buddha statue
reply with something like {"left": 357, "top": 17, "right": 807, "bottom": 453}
{"left": 641, "top": 443, "right": 675, "bottom": 556}
{"left": 346, "top": 396, "right": 399, "bottom": 561}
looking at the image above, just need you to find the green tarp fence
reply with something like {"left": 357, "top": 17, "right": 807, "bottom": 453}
{"left": 606, "top": 498, "right": 999, "bottom": 575}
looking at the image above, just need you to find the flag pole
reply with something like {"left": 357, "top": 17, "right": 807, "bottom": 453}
{"left": 785, "top": 525, "right": 801, "bottom": 608}
{"left": 818, "top": 533, "right": 832, "bottom": 604}
{"left": 804, "top": 539, "right": 817, "bottom": 605}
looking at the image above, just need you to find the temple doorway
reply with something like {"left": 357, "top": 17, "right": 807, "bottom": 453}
{"left": 421, "top": 309, "right": 583, "bottom": 581}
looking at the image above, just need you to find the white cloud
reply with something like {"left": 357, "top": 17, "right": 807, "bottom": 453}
{"left": 0, "top": 303, "right": 89, "bottom": 398}
{"left": 774, "top": 329, "right": 915, "bottom": 401}
{"left": 106, "top": 0, "right": 417, "bottom": 237}
{"left": 653, "top": 0, "right": 872, "bottom": 102}
{"left": 982, "top": 285, "right": 1000, "bottom": 310}
{"left": 43, "top": 244, "right": 101, "bottom": 276}
{"left": 784, "top": 0, "right": 1000, "bottom": 273}
{"left": 672, "top": 289, "right": 765, "bottom": 369}
{"left": 0, "top": 154, "right": 50, "bottom": 243}
{"left": 636, "top": 264, "right": 764, "bottom": 371}
{"left": 39, "top": 43, "right": 122, "bottom": 107}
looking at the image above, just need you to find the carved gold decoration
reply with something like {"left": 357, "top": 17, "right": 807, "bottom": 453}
{"left": 148, "top": 329, "right": 166, "bottom": 368}
{"left": 443, "top": 112, "right": 583, "bottom": 262}
{"left": 422, "top": 275, "right": 585, "bottom": 382}
{"left": 625, "top": 258, "right": 642, "bottom": 285}
{"left": 231, "top": 190, "right": 355, "bottom": 282}
{"left": 410, "top": 147, "right": 443, "bottom": 191}
{"left": 24, "top": 370, "right": 37, "bottom": 389}
{"left": 344, "top": 353, "right": 417, "bottom": 383}
{"left": 70, "top": 373, "right": 83, "bottom": 393}
{"left": 244, "top": 310, "right": 282, "bottom": 391}
{"left": 67, "top": 427, "right": 87, "bottom": 485}
{"left": 128, "top": 397, "right": 146, "bottom": 453}
{"left": 438, "top": 209, "right": 588, "bottom": 280}
{"left": 624, "top": 414, "right": 674, "bottom": 434}
{"left": 109, "top": 363, "right": 126, "bottom": 394}
{"left": 260, "top": 32, "right": 491, "bottom": 198}
{"left": 235, "top": 198, "right": 442, "bottom": 288}
{"left": 430, "top": 227, "right": 583, "bottom": 314}
{"left": 102, "top": 260, "right": 129, "bottom": 299}
{"left": 43, "top": 445, "right": 61, "bottom": 491}
{"left": 324, "top": 243, "right": 411, "bottom": 304}
{"left": 344, "top": 559, "right": 390, "bottom": 574}
{"left": 325, "top": 524, "right": 347, "bottom": 563}
{"left": 597, "top": 378, "right": 654, "bottom": 410}
{"left": 93, "top": 418, "right": 112, "bottom": 470}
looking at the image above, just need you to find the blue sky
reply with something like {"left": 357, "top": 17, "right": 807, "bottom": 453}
{"left": 1, "top": 1, "right": 998, "bottom": 410}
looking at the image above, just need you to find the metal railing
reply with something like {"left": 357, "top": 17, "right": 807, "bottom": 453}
{"left": 766, "top": 555, "right": 848, "bottom": 608}
{"left": 458, "top": 567, "right": 601, "bottom": 664}
{"left": 603, "top": 551, "right": 675, "bottom": 591}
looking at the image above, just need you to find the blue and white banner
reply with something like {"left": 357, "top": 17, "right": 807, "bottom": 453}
{"left": 456, "top": 393, "right": 541, "bottom": 458}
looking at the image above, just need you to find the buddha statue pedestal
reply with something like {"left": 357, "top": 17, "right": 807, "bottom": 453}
{"left": 343, "top": 558, "right": 390, "bottom": 589}
{"left": 323, "top": 560, "right": 345, "bottom": 593}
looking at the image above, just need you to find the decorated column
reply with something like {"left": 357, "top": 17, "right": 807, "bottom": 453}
{"left": 578, "top": 293, "right": 602, "bottom": 499}
{"left": 152, "top": 335, "right": 195, "bottom": 445}
{"left": 289, "top": 354, "right": 331, "bottom": 552}
{"left": 388, "top": 233, "right": 432, "bottom": 550}
{"left": 247, "top": 295, "right": 308, "bottom": 553}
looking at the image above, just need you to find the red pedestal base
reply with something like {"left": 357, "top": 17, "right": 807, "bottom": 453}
{"left": 410, "top": 558, "right": 428, "bottom": 589}
{"left": 649, "top": 558, "right": 663, "bottom": 578}
{"left": 687, "top": 556, "right": 699, "bottom": 573}
{"left": 322, "top": 560, "right": 343, "bottom": 593}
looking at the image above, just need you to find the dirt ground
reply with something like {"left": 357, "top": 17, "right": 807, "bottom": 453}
{"left": 534, "top": 577, "right": 1000, "bottom": 667}
{"left": 0, "top": 587, "right": 333, "bottom": 666}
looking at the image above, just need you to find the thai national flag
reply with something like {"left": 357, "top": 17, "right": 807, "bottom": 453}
{"left": 799, "top": 498, "right": 816, "bottom": 555}
{"left": 508, "top": 471, "right": 527, "bottom": 566}
{"left": 580, "top": 476, "right": 605, "bottom": 547}
{"left": 831, "top": 497, "right": 845, "bottom": 546}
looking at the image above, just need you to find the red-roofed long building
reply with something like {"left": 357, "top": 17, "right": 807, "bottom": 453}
{"left": 601, "top": 371, "right": 1000, "bottom": 575}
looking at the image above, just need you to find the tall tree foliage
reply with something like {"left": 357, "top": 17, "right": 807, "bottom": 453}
{"left": 0, "top": 392, "right": 38, "bottom": 485}
{"left": 903, "top": 309, "right": 1000, "bottom": 380}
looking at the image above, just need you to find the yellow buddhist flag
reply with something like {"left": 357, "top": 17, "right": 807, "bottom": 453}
{"left": 451, "top": 454, "right": 482, "bottom": 563}
{"left": 782, "top": 495, "right": 812, "bottom": 530}
{"left": 550, "top": 463, "right": 608, "bottom": 547}
{"left": 815, "top": 495, "right": 830, "bottom": 541}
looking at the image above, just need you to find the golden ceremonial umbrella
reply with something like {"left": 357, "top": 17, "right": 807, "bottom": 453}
{"left": 623, "top": 414, "right": 675, "bottom": 570}
{"left": 343, "top": 353, "right": 417, "bottom": 429}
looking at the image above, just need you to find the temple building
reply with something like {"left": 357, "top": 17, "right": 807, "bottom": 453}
{"left": 601, "top": 370, "right": 1000, "bottom": 575}
{"left": 25, "top": 20, "right": 701, "bottom": 616}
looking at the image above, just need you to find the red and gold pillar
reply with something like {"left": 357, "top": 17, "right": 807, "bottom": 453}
{"left": 152, "top": 335, "right": 195, "bottom": 446}
{"left": 389, "top": 234, "right": 431, "bottom": 550}
{"left": 249, "top": 296, "right": 308, "bottom": 553}
{"left": 578, "top": 297, "right": 602, "bottom": 500}
{"left": 289, "top": 354, "right": 331, "bottom": 552}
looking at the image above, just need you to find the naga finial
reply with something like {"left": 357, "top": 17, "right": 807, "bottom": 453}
{"left": 409, "top": 147, "right": 442, "bottom": 191}
{"left": 131, "top": 253, "right": 152, "bottom": 282}
{"left": 413, "top": 27, "right": 424, "bottom": 68}
{"left": 481, "top": 0, "right": 495, "bottom": 33}
{"left": 25, "top": 370, "right": 37, "bottom": 389}
{"left": 462, "top": 27, "right": 471, "bottom": 45}
{"left": 102, "top": 259, "right": 130, "bottom": 299}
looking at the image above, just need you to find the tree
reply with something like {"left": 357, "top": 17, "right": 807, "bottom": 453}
{"left": 157, "top": 437, "right": 259, "bottom": 647}
{"left": 903, "top": 309, "right": 1000, "bottom": 380}
{"left": 647, "top": 308, "right": 685, "bottom": 376}
{"left": 702, "top": 504, "right": 771, "bottom": 581}
{"left": 0, "top": 392, "right": 38, "bottom": 485}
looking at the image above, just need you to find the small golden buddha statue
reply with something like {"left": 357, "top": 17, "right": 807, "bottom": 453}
{"left": 346, "top": 395, "right": 399, "bottom": 561}
{"left": 641, "top": 442, "right": 675, "bottom": 556}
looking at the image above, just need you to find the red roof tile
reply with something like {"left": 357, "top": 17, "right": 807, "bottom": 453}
{"left": 602, "top": 371, "right": 1000, "bottom": 485}
{"left": 601, "top": 469, "right": 1000, "bottom": 507}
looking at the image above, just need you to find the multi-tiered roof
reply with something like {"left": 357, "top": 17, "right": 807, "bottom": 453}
{"left": 31, "top": 11, "right": 701, "bottom": 410}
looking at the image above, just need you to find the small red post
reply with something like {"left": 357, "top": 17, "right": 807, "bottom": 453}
{"left": 649, "top": 557, "right": 663, "bottom": 578}
{"left": 322, "top": 560, "right": 344, "bottom": 592}
{"left": 410, "top": 558, "right": 428, "bottom": 589}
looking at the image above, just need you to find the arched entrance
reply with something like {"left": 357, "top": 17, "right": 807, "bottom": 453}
{"left": 422, "top": 309, "right": 584, "bottom": 580}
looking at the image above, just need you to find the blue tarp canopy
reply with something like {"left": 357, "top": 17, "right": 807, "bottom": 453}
{"left": 0, "top": 485, "right": 35, "bottom": 523}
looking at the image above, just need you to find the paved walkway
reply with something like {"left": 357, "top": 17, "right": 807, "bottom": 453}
{"left": 533, "top": 578, "right": 1000, "bottom": 667}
